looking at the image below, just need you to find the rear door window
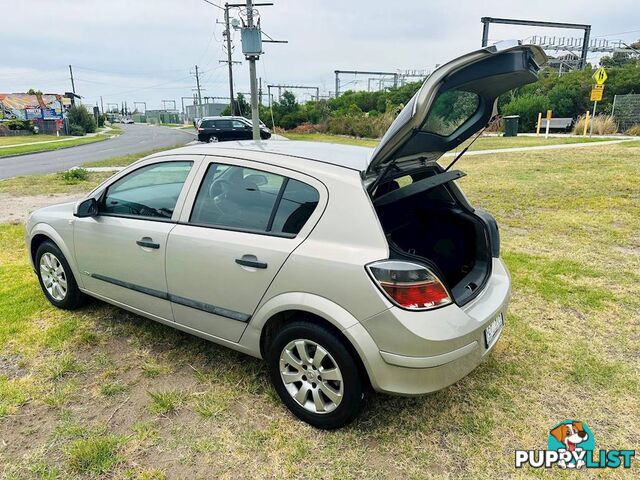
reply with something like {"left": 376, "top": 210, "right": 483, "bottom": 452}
{"left": 190, "top": 164, "right": 284, "bottom": 232}
{"left": 189, "top": 163, "right": 319, "bottom": 235}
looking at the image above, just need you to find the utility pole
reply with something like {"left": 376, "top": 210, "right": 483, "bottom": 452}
{"left": 68, "top": 65, "right": 76, "bottom": 94}
{"left": 223, "top": 3, "right": 236, "bottom": 115}
{"left": 100, "top": 96, "right": 104, "bottom": 114}
{"left": 246, "top": 0, "right": 260, "bottom": 141}
{"left": 192, "top": 65, "right": 203, "bottom": 118}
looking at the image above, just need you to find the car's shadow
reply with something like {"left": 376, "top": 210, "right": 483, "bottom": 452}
{"left": 87, "top": 300, "right": 504, "bottom": 434}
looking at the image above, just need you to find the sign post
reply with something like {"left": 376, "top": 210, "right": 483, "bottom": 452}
{"left": 589, "top": 67, "right": 608, "bottom": 137}
{"left": 583, "top": 110, "right": 590, "bottom": 136}
{"left": 536, "top": 112, "right": 542, "bottom": 136}
{"left": 545, "top": 110, "right": 552, "bottom": 139}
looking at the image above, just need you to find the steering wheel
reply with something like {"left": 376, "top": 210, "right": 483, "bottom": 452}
{"left": 209, "top": 179, "right": 232, "bottom": 199}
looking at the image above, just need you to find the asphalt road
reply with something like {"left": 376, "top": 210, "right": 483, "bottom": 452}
{"left": 0, "top": 124, "right": 194, "bottom": 180}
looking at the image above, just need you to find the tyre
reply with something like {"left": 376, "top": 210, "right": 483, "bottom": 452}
{"left": 267, "top": 321, "right": 366, "bottom": 429}
{"left": 35, "top": 241, "right": 86, "bottom": 310}
{"left": 208, "top": 135, "right": 218, "bottom": 143}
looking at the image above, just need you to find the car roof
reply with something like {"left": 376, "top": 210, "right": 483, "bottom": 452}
{"left": 200, "top": 116, "right": 246, "bottom": 121}
{"left": 158, "top": 140, "right": 373, "bottom": 172}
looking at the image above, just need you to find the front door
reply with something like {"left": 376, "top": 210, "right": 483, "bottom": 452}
{"left": 74, "top": 159, "right": 196, "bottom": 320}
{"left": 166, "top": 159, "right": 324, "bottom": 342}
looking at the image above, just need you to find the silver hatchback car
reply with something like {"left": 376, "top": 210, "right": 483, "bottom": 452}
{"left": 26, "top": 44, "right": 546, "bottom": 428}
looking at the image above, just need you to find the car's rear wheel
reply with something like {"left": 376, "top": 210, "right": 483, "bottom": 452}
{"left": 267, "top": 321, "right": 365, "bottom": 429}
{"left": 208, "top": 135, "right": 218, "bottom": 143}
{"left": 35, "top": 241, "right": 86, "bottom": 310}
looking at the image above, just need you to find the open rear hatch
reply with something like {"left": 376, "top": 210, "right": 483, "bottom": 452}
{"left": 367, "top": 43, "right": 547, "bottom": 305}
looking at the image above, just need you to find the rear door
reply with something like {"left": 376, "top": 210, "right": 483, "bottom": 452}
{"left": 232, "top": 119, "right": 252, "bottom": 140}
{"left": 367, "top": 43, "right": 547, "bottom": 177}
{"left": 166, "top": 156, "right": 326, "bottom": 342}
{"left": 214, "top": 119, "right": 233, "bottom": 141}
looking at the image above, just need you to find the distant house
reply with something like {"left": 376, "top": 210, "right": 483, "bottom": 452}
{"left": 547, "top": 53, "right": 581, "bottom": 72}
{"left": 0, "top": 92, "right": 80, "bottom": 134}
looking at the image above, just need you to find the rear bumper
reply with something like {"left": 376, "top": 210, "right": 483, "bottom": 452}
{"left": 345, "top": 257, "right": 511, "bottom": 395}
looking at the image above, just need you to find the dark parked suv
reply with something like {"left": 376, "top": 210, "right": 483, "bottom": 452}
{"left": 197, "top": 116, "right": 272, "bottom": 142}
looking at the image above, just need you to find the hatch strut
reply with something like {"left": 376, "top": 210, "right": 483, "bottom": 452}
{"left": 368, "top": 159, "right": 401, "bottom": 194}
{"left": 444, "top": 115, "right": 502, "bottom": 172}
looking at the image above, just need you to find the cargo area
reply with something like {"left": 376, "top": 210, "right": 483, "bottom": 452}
{"left": 371, "top": 167, "right": 493, "bottom": 305}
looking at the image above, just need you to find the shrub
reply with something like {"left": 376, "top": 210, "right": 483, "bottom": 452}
{"left": 289, "top": 123, "right": 325, "bottom": 134}
{"left": 501, "top": 94, "right": 551, "bottom": 132}
{"left": 58, "top": 168, "right": 89, "bottom": 184}
{"left": 69, "top": 124, "right": 86, "bottom": 136}
{"left": 67, "top": 105, "right": 96, "bottom": 134}
{"left": 326, "top": 110, "right": 396, "bottom": 138}
{"left": 624, "top": 124, "right": 640, "bottom": 136}
{"left": 3, "top": 119, "right": 34, "bottom": 132}
{"left": 573, "top": 114, "right": 618, "bottom": 135}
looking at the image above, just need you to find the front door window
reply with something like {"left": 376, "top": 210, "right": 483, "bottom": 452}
{"left": 101, "top": 161, "right": 193, "bottom": 219}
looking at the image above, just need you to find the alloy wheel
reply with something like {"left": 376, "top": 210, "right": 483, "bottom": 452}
{"left": 39, "top": 252, "right": 68, "bottom": 301}
{"left": 279, "top": 339, "right": 344, "bottom": 414}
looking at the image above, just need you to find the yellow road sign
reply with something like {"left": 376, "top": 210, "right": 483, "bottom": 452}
{"left": 591, "top": 85, "right": 604, "bottom": 102}
{"left": 593, "top": 67, "right": 608, "bottom": 85}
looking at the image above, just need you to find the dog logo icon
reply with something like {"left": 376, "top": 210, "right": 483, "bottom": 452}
{"left": 516, "top": 420, "right": 634, "bottom": 469}
{"left": 548, "top": 420, "right": 594, "bottom": 469}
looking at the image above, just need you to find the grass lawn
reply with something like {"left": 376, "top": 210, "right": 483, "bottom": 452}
{"left": 0, "top": 132, "right": 117, "bottom": 158}
{"left": 0, "top": 135, "right": 66, "bottom": 147}
{"left": 0, "top": 145, "right": 188, "bottom": 197}
{"left": 1, "top": 142, "right": 639, "bottom": 478}
{"left": 283, "top": 132, "right": 616, "bottom": 150}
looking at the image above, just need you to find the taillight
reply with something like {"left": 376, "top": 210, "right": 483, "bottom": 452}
{"left": 367, "top": 260, "right": 452, "bottom": 310}
{"left": 197, "top": 127, "right": 204, "bottom": 132}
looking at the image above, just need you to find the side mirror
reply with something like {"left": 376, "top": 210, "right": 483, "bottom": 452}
{"left": 74, "top": 198, "right": 98, "bottom": 218}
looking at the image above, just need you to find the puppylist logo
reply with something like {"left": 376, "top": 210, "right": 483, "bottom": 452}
{"left": 515, "top": 420, "right": 635, "bottom": 470}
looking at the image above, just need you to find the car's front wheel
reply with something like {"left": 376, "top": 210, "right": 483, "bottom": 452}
{"left": 267, "top": 321, "right": 366, "bottom": 429}
{"left": 35, "top": 241, "right": 86, "bottom": 310}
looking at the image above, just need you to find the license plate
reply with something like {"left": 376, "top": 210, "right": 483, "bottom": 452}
{"left": 484, "top": 313, "right": 504, "bottom": 348}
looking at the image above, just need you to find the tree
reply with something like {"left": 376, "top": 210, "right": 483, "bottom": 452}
{"left": 234, "top": 93, "right": 251, "bottom": 117}
{"left": 66, "top": 105, "right": 96, "bottom": 135}
{"left": 26, "top": 88, "right": 43, "bottom": 95}
{"left": 600, "top": 38, "right": 640, "bottom": 68}
{"left": 501, "top": 94, "right": 551, "bottom": 131}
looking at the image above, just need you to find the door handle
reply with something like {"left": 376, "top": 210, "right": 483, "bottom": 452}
{"left": 136, "top": 238, "right": 160, "bottom": 249}
{"left": 235, "top": 255, "right": 267, "bottom": 269}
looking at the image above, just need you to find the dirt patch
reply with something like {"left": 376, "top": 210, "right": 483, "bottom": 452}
{"left": 0, "top": 193, "right": 82, "bottom": 224}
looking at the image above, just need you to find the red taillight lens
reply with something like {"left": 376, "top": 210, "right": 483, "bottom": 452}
{"left": 367, "top": 260, "right": 452, "bottom": 310}
{"left": 197, "top": 127, "right": 204, "bottom": 132}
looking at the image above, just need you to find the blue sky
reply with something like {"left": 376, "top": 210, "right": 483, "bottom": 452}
{"left": 1, "top": 0, "right": 638, "bottom": 111}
